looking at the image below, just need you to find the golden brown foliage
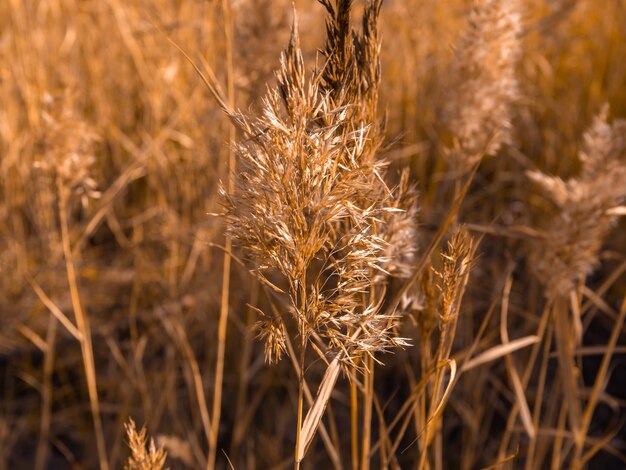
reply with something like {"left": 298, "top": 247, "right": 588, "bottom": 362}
{"left": 1, "top": 0, "right": 626, "bottom": 469}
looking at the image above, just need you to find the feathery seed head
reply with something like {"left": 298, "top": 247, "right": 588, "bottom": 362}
{"left": 529, "top": 106, "right": 626, "bottom": 298}
{"left": 223, "top": 2, "right": 419, "bottom": 366}
{"left": 435, "top": 228, "right": 475, "bottom": 322}
{"left": 445, "top": 0, "right": 522, "bottom": 169}
{"left": 125, "top": 419, "right": 168, "bottom": 470}
{"left": 33, "top": 91, "right": 101, "bottom": 208}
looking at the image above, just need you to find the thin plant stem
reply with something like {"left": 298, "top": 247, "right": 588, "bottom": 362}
{"left": 280, "top": 306, "right": 343, "bottom": 470}
{"left": 58, "top": 186, "right": 109, "bottom": 470}
{"left": 350, "top": 376, "right": 359, "bottom": 470}
{"left": 230, "top": 285, "right": 258, "bottom": 456}
{"left": 295, "top": 338, "right": 306, "bottom": 470}
{"left": 295, "top": 279, "right": 308, "bottom": 470}
{"left": 208, "top": 1, "right": 236, "bottom": 468}
{"left": 551, "top": 400, "right": 569, "bottom": 469}
{"left": 361, "top": 355, "right": 374, "bottom": 470}
{"left": 497, "top": 303, "right": 551, "bottom": 458}
{"left": 553, "top": 297, "right": 582, "bottom": 444}
{"left": 571, "top": 294, "right": 626, "bottom": 468}
{"left": 35, "top": 315, "right": 58, "bottom": 470}
{"left": 525, "top": 321, "right": 554, "bottom": 469}
{"left": 419, "top": 309, "right": 453, "bottom": 470}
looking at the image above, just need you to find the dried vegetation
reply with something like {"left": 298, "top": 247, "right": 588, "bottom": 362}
{"left": 1, "top": 0, "right": 625, "bottom": 469}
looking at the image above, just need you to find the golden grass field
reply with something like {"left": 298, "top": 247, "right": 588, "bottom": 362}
{"left": 1, "top": 0, "right": 626, "bottom": 468}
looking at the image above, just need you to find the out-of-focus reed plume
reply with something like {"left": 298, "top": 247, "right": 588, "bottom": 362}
{"left": 444, "top": 0, "right": 522, "bottom": 170}
{"left": 34, "top": 91, "right": 101, "bottom": 211}
{"left": 528, "top": 105, "right": 626, "bottom": 298}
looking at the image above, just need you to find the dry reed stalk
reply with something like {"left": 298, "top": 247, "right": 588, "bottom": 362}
{"left": 230, "top": 286, "right": 258, "bottom": 456}
{"left": 32, "top": 92, "right": 109, "bottom": 470}
{"left": 570, "top": 294, "right": 626, "bottom": 468}
{"left": 350, "top": 374, "right": 359, "bottom": 470}
{"left": 551, "top": 402, "right": 569, "bottom": 469}
{"left": 223, "top": 1, "right": 418, "bottom": 466}
{"left": 34, "top": 315, "right": 58, "bottom": 470}
{"left": 525, "top": 320, "right": 554, "bottom": 470}
{"left": 496, "top": 303, "right": 552, "bottom": 461}
{"left": 57, "top": 132, "right": 109, "bottom": 470}
{"left": 360, "top": 354, "right": 374, "bottom": 470}
{"left": 528, "top": 105, "right": 626, "bottom": 459}
{"left": 279, "top": 308, "right": 344, "bottom": 469}
{"left": 159, "top": 313, "right": 213, "bottom": 461}
{"left": 499, "top": 272, "right": 535, "bottom": 441}
{"left": 417, "top": 228, "right": 475, "bottom": 470}
{"left": 209, "top": 1, "right": 236, "bottom": 469}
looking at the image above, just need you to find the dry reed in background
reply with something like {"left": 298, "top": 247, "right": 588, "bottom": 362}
{"left": 0, "top": 0, "right": 625, "bottom": 468}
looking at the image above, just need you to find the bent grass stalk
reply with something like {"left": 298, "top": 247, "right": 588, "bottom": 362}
{"left": 58, "top": 185, "right": 109, "bottom": 470}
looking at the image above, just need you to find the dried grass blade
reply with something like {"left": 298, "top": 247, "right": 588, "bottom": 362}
{"left": 553, "top": 297, "right": 582, "bottom": 440}
{"left": 480, "top": 447, "right": 519, "bottom": 470}
{"left": 296, "top": 356, "right": 342, "bottom": 463}
{"left": 268, "top": 300, "right": 343, "bottom": 469}
{"left": 506, "top": 359, "right": 536, "bottom": 440}
{"left": 461, "top": 336, "right": 540, "bottom": 372}
{"left": 500, "top": 272, "right": 536, "bottom": 440}
{"left": 28, "top": 277, "right": 84, "bottom": 342}
{"left": 159, "top": 314, "right": 213, "bottom": 456}
{"left": 400, "top": 359, "right": 457, "bottom": 455}
{"left": 426, "top": 359, "right": 457, "bottom": 430}
{"left": 573, "top": 294, "right": 626, "bottom": 465}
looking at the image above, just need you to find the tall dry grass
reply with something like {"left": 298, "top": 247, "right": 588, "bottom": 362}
{"left": 1, "top": 0, "right": 625, "bottom": 469}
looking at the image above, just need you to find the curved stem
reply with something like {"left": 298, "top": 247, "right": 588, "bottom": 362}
{"left": 58, "top": 186, "right": 109, "bottom": 470}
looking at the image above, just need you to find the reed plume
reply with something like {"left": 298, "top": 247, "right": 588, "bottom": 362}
{"left": 528, "top": 105, "right": 626, "bottom": 298}
{"left": 34, "top": 91, "right": 101, "bottom": 210}
{"left": 222, "top": 1, "right": 418, "bottom": 465}
{"left": 527, "top": 105, "right": 626, "bottom": 457}
{"left": 418, "top": 227, "right": 475, "bottom": 467}
{"left": 444, "top": 0, "right": 522, "bottom": 170}
{"left": 223, "top": 0, "right": 417, "bottom": 368}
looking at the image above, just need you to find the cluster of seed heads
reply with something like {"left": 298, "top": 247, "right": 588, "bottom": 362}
{"left": 223, "top": 0, "right": 418, "bottom": 367}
